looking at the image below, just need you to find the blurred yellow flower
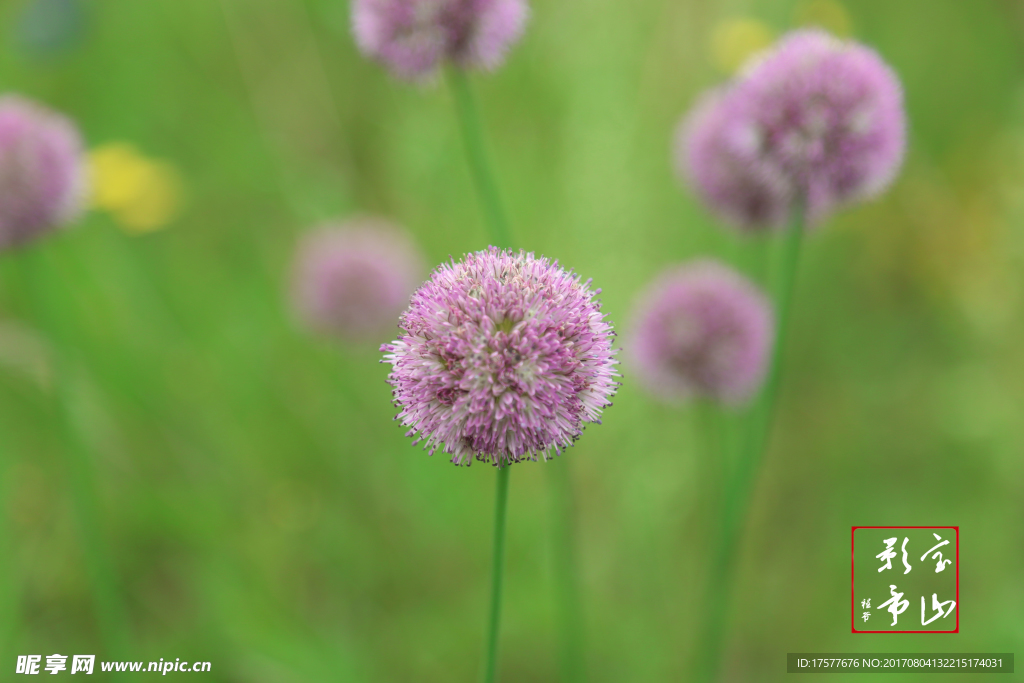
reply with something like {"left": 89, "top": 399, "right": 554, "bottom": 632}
{"left": 710, "top": 18, "right": 774, "bottom": 74}
{"left": 89, "top": 142, "right": 183, "bottom": 234}
{"left": 793, "top": 0, "right": 853, "bottom": 37}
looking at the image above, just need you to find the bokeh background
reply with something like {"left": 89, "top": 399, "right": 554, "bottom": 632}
{"left": 1, "top": 0, "right": 1023, "bottom": 680}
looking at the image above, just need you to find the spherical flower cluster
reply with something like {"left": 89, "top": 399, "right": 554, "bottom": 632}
{"left": 677, "top": 29, "right": 905, "bottom": 231}
{"left": 0, "top": 95, "right": 87, "bottom": 251}
{"left": 679, "top": 88, "right": 793, "bottom": 230}
{"left": 382, "top": 247, "right": 619, "bottom": 467}
{"left": 291, "top": 219, "right": 424, "bottom": 343}
{"left": 629, "top": 260, "right": 773, "bottom": 405}
{"left": 352, "top": 0, "right": 528, "bottom": 80}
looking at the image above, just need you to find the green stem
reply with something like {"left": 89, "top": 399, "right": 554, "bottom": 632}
{"left": 14, "top": 248, "right": 130, "bottom": 658}
{"left": 695, "top": 203, "right": 805, "bottom": 682}
{"left": 548, "top": 464, "right": 585, "bottom": 683}
{"left": 482, "top": 466, "right": 511, "bottom": 683}
{"left": 447, "top": 67, "right": 512, "bottom": 250}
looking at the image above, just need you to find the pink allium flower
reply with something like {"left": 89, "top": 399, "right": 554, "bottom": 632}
{"left": 629, "top": 260, "right": 773, "bottom": 405}
{"left": 0, "top": 95, "right": 87, "bottom": 251}
{"left": 382, "top": 247, "right": 619, "bottom": 467}
{"left": 352, "top": 0, "right": 528, "bottom": 80}
{"left": 677, "top": 29, "right": 905, "bottom": 229}
{"left": 677, "top": 88, "right": 793, "bottom": 231}
{"left": 291, "top": 219, "right": 425, "bottom": 343}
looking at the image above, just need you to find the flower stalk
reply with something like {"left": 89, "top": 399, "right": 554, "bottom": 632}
{"left": 447, "top": 67, "right": 512, "bottom": 251}
{"left": 696, "top": 202, "right": 804, "bottom": 682}
{"left": 482, "top": 465, "right": 511, "bottom": 683}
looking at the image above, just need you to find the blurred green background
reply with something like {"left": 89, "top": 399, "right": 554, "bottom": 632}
{"left": 1, "top": 0, "right": 1023, "bottom": 680}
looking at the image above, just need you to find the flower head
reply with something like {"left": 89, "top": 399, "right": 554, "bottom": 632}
{"left": 0, "top": 95, "right": 87, "bottom": 251}
{"left": 352, "top": 0, "right": 528, "bottom": 80}
{"left": 677, "top": 87, "right": 793, "bottom": 231}
{"left": 629, "top": 260, "right": 773, "bottom": 405}
{"left": 678, "top": 29, "right": 905, "bottom": 229}
{"left": 291, "top": 219, "right": 424, "bottom": 343}
{"left": 382, "top": 247, "right": 619, "bottom": 467}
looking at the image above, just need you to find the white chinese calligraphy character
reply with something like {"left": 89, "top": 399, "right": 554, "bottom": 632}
{"left": 862, "top": 611, "right": 871, "bottom": 622}
{"left": 44, "top": 654, "right": 67, "bottom": 675}
{"left": 878, "top": 584, "right": 909, "bottom": 626}
{"left": 70, "top": 655, "right": 95, "bottom": 674}
{"left": 920, "top": 533, "right": 952, "bottom": 573}
{"left": 861, "top": 598, "right": 871, "bottom": 609}
{"left": 921, "top": 593, "right": 956, "bottom": 626}
{"left": 876, "top": 537, "right": 911, "bottom": 573}
{"left": 877, "top": 537, "right": 897, "bottom": 572}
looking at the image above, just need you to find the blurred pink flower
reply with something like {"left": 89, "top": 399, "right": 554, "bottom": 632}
{"left": 0, "top": 95, "right": 87, "bottom": 251}
{"left": 677, "top": 87, "right": 793, "bottom": 231}
{"left": 291, "top": 218, "right": 424, "bottom": 343}
{"left": 678, "top": 29, "right": 905, "bottom": 230}
{"left": 629, "top": 260, "right": 773, "bottom": 405}
{"left": 352, "top": 0, "right": 528, "bottom": 80}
